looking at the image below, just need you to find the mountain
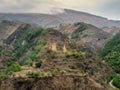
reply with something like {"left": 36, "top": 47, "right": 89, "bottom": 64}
{"left": 54, "top": 22, "right": 111, "bottom": 52}
{"left": 0, "top": 21, "right": 115, "bottom": 90}
{"left": 0, "top": 9, "right": 120, "bottom": 28}
{"left": 0, "top": 20, "right": 111, "bottom": 53}
{"left": 0, "top": 19, "right": 111, "bottom": 53}
{"left": 103, "top": 27, "right": 120, "bottom": 36}
{"left": 0, "top": 20, "right": 35, "bottom": 41}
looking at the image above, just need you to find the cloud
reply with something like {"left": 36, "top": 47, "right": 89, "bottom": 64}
{"left": 0, "top": 0, "right": 119, "bottom": 20}
{"left": 98, "top": 0, "right": 120, "bottom": 19}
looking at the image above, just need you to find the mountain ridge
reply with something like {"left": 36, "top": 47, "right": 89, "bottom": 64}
{"left": 0, "top": 9, "right": 120, "bottom": 28}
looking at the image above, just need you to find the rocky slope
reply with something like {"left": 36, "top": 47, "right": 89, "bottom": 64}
{"left": 103, "top": 27, "right": 120, "bottom": 36}
{"left": 54, "top": 22, "right": 111, "bottom": 52}
{"left": 0, "top": 21, "right": 115, "bottom": 90}
{"left": 0, "top": 20, "right": 35, "bottom": 41}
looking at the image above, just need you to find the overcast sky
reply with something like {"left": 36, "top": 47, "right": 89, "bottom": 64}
{"left": 0, "top": 0, "right": 120, "bottom": 20}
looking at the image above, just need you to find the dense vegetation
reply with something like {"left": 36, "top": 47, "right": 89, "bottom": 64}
{"left": 99, "top": 32, "right": 120, "bottom": 88}
{"left": 99, "top": 32, "right": 120, "bottom": 73}
{"left": 25, "top": 40, "right": 46, "bottom": 66}
{"left": 112, "top": 75, "right": 120, "bottom": 89}
{"left": 7, "top": 62, "right": 21, "bottom": 72}
{"left": 0, "top": 47, "right": 21, "bottom": 79}
{"left": 0, "top": 28, "right": 48, "bottom": 79}
{"left": 12, "top": 28, "right": 46, "bottom": 59}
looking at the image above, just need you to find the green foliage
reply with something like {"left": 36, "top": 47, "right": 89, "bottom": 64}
{"left": 99, "top": 32, "right": 120, "bottom": 57}
{"left": 3, "top": 69, "right": 9, "bottom": 75}
{"left": 24, "top": 58, "right": 33, "bottom": 66}
{"left": 7, "top": 62, "right": 21, "bottom": 72}
{"left": 99, "top": 32, "right": 120, "bottom": 73}
{"left": 65, "top": 51, "right": 84, "bottom": 59}
{"left": 72, "top": 25, "right": 86, "bottom": 39}
{"left": 13, "top": 28, "right": 46, "bottom": 59}
{"left": 0, "top": 74, "right": 4, "bottom": 80}
{"left": 46, "top": 50, "right": 57, "bottom": 59}
{"left": 106, "top": 74, "right": 116, "bottom": 83}
{"left": 0, "top": 69, "right": 10, "bottom": 80}
{"left": 27, "top": 72, "right": 40, "bottom": 78}
{"left": 0, "top": 46, "right": 13, "bottom": 57}
{"left": 68, "top": 65, "right": 76, "bottom": 69}
{"left": 51, "top": 71, "right": 57, "bottom": 77}
{"left": 30, "top": 41, "right": 46, "bottom": 60}
{"left": 35, "top": 61, "right": 42, "bottom": 68}
{"left": 50, "top": 52, "right": 57, "bottom": 59}
{"left": 113, "top": 75, "right": 120, "bottom": 89}
{"left": 25, "top": 40, "right": 46, "bottom": 65}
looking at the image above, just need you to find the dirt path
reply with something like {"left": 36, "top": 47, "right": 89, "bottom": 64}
{"left": 109, "top": 79, "right": 118, "bottom": 90}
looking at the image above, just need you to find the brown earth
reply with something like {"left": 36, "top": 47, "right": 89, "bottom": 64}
{"left": 0, "top": 76, "right": 106, "bottom": 90}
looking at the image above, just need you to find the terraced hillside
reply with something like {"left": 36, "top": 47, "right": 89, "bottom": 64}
{"left": 0, "top": 21, "right": 115, "bottom": 90}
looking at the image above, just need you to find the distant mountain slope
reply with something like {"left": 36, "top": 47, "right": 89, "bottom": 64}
{"left": 0, "top": 20, "right": 35, "bottom": 40}
{"left": 54, "top": 22, "right": 111, "bottom": 52}
{"left": 0, "top": 20, "right": 21, "bottom": 40}
{"left": 103, "top": 27, "right": 120, "bottom": 36}
{"left": 0, "top": 9, "right": 120, "bottom": 28}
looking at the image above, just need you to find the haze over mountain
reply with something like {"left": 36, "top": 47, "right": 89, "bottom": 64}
{"left": 0, "top": 9, "right": 120, "bottom": 28}
{"left": 0, "top": 0, "right": 120, "bottom": 89}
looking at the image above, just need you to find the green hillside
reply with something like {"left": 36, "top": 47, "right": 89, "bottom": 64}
{"left": 99, "top": 32, "right": 120, "bottom": 89}
{"left": 99, "top": 32, "right": 120, "bottom": 73}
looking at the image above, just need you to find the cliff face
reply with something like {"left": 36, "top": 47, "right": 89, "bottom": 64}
{"left": 0, "top": 76, "right": 105, "bottom": 90}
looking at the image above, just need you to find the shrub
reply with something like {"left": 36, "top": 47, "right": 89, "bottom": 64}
{"left": 65, "top": 51, "right": 84, "bottom": 59}
{"left": 113, "top": 75, "right": 120, "bottom": 89}
{"left": 50, "top": 52, "right": 56, "bottom": 59}
{"left": 106, "top": 74, "right": 116, "bottom": 83}
{"left": 7, "top": 62, "right": 21, "bottom": 72}
{"left": 48, "top": 50, "right": 57, "bottom": 59}
{"left": 24, "top": 40, "right": 46, "bottom": 65}
{"left": 35, "top": 61, "right": 42, "bottom": 68}
{"left": 0, "top": 74, "right": 4, "bottom": 80}
{"left": 27, "top": 72, "right": 40, "bottom": 78}
{"left": 12, "top": 28, "right": 46, "bottom": 59}
{"left": 68, "top": 65, "right": 76, "bottom": 69}
{"left": 0, "top": 69, "right": 10, "bottom": 80}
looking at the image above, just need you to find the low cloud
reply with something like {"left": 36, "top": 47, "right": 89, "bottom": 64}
{"left": 0, "top": 0, "right": 119, "bottom": 20}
